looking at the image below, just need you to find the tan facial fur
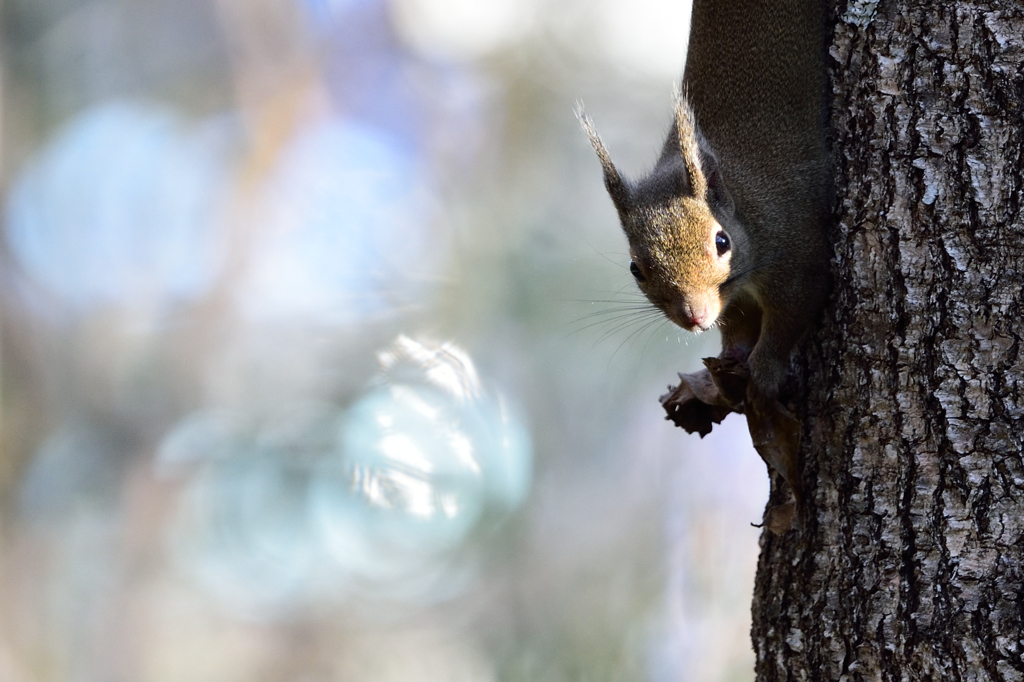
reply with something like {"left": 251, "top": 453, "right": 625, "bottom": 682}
{"left": 580, "top": 95, "right": 739, "bottom": 333}
{"left": 628, "top": 196, "right": 731, "bottom": 332}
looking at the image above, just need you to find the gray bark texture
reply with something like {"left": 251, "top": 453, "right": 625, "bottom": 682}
{"left": 751, "top": 2, "right": 1024, "bottom": 680}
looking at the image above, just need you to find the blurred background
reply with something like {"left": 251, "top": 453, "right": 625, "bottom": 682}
{"left": 0, "top": 0, "right": 769, "bottom": 680}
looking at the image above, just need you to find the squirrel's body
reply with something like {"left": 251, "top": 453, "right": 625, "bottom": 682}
{"left": 583, "top": 0, "right": 831, "bottom": 407}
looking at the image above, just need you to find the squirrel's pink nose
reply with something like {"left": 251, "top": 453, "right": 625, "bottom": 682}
{"left": 679, "top": 303, "right": 709, "bottom": 330}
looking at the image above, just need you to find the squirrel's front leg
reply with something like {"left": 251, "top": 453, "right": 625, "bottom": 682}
{"left": 744, "top": 310, "right": 806, "bottom": 410}
{"left": 718, "top": 293, "right": 762, "bottom": 368}
{"left": 744, "top": 266, "right": 829, "bottom": 409}
{"left": 742, "top": 309, "right": 809, "bottom": 520}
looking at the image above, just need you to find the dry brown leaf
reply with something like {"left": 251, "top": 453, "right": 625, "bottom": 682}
{"left": 660, "top": 368, "right": 735, "bottom": 437}
{"left": 746, "top": 401, "right": 802, "bottom": 503}
{"left": 702, "top": 356, "right": 749, "bottom": 407}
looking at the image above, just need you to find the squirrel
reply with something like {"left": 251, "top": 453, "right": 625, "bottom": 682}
{"left": 581, "top": 0, "right": 832, "bottom": 415}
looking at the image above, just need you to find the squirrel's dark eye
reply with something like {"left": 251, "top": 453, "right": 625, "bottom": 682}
{"left": 715, "top": 231, "right": 731, "bottom": 257}
{"left": 629, "top": 260, "right": 646, "bottom": 282}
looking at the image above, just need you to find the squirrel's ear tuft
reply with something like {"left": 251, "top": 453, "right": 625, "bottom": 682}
{"left": 673, "top": 89, "right": 709, "bottom": 201}
{"left": 577, "top": 107, "right": 632, "bottom": 215}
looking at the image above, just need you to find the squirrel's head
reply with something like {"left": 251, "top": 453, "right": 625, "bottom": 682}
{"left": 580, "top": 95, "right": 740, "bottom": 332}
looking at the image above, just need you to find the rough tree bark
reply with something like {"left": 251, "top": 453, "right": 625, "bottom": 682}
{"left": 751, "top": 2, "right": 1024, "bottom": 680}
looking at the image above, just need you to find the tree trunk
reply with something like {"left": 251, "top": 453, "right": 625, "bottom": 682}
{"left": 751, "top": 2, "right": 1024, "bottom": 680}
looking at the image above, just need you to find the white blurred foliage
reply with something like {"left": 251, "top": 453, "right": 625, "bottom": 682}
{"left": 161, "top": 336, "right": 531, "bottom": 616}
{"left": 596, "top": 0, "right": 692, "bottom": 77}
{"left": 647, "top": 415, "right": 767, "bottom": 682}
{"left": 388, "top": 0, "right": 692, "bottom": 76}
{"left": 388, "top": 0, "right": 539, "bottom": 61}
{"left": 238, "top": 117, "right": 441, "bottom": 326}
{"left": 334, "top": 630, "right": 497, "bottom": 682}
{"left": 4, "top": 101, "right": 232, "bottom": 312}
{"left": 379, "top": 335, "right": 481, "bottom": 402}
